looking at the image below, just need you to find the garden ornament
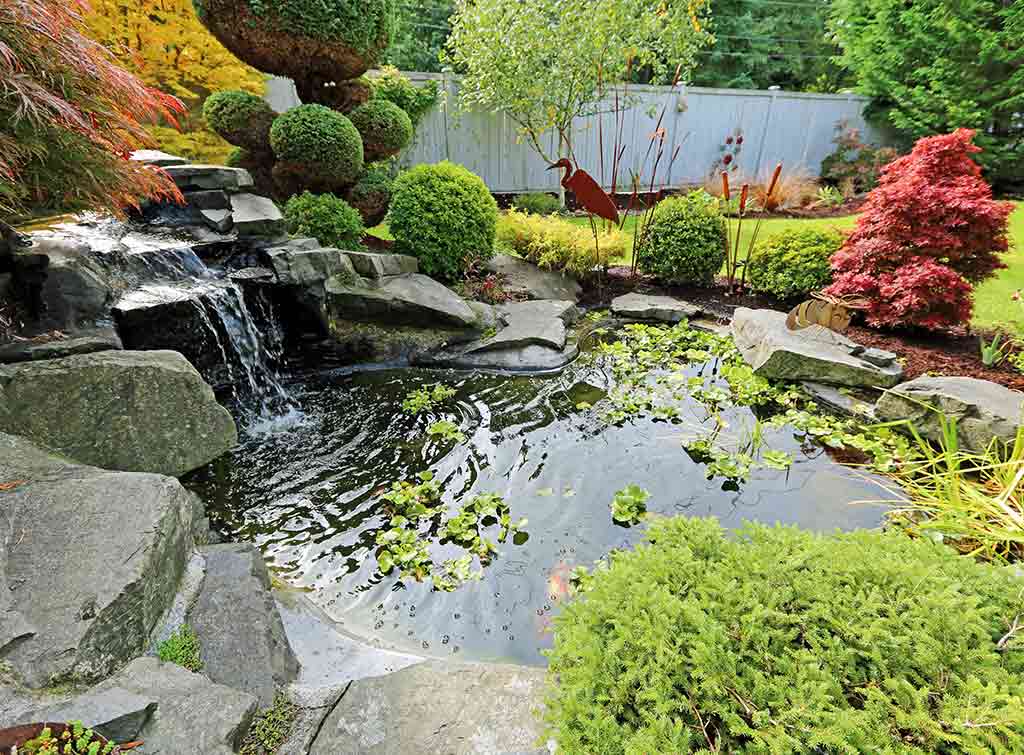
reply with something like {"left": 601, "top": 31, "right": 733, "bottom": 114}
{"left": 786, "top": 291, "right": 869, "bottom": 334}
{"left": 547, "top": 159, "right": 619, "bottom": 224}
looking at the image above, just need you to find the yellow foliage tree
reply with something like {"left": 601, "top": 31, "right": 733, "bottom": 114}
{"left": 84, "top": 0, "right": 265, "bottom": 164}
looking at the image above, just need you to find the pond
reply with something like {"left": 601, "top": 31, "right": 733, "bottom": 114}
{"left": 185, "top": 324, "right": 895, "bottom": 666}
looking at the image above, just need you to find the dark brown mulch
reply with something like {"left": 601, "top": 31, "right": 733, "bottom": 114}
{"left": 362, "top": 234, "right": 394, "bottom": 252}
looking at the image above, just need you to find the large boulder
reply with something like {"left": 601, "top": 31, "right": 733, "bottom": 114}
{"left": 266, "top": 244, "right": 358, "bottom": 286}
{"left": 308, "top": 661, "right": 548, "bottom": 755}
{"left": 12, "top": 237, "right": 112, "bottom": 332}
{"left": 731, "top": 307, "right": 902, "bottom": 388}
{"left": 876, "top": 376, "right": 1024, "bottom": 452}
{"left": 0, "top": 350, "right": 237, "bottom": 477}
{"left": 92, "top": 657, "right": 257, "bottom": 754}
{"left": 324, "top": 273, "right": 479, "bottom": 329}
{"left": 188, "top": 543, "right": 299, "bottom": 707}
{"left": 162, "top": 164, "right": 255, "bottom": 192}
{"left": 485, "top": 253, "right": 581, "bottom": 302}
{"left": 0, "top": 433, "right": 202, "bottom": 687}
{"left": 343, "top": 251, "right": 418, "bottom": 279}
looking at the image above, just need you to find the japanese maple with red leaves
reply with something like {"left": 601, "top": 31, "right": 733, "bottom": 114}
{"left": 0, "top": 0, "right": 184, "bottom": 222}
{"left": 825, "top": 128, "right": 1014, "bottom": 330}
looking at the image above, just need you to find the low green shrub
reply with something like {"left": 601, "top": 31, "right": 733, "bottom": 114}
{"left": 511, "top": 192, "right": 561, "bottom": 215}
{"left": 496, "top": 210, "right": 626, "bottom": 278}
{"left": 388, "top": 161, "right": 497, "bottom": 280}
{"left": 225, "top": 146, "right": 246, "bottom": 168}
{"left": 283, "top": 191, "right": 365, "bottom": 249}
{"left": 370, "top": 65, "right": 439, "bottom": 127}
{"left": 747, "top": 227, "right": 843, "bottom": 300}
{"left": 157, "top": 624, "right": 202, "bottom": 673}
{"left": 546, "top": 516, "right": 1024, "bottom": 753}
{"left": 637, "top": 191, "right": 727, "bottom": 285}
{"left": 349, "top": 100, "right": 413, "bottom": 161}
{"left": 269, "top": 104, "right": 364, "bottom": 188}
{"left": 202, "top": 90, "right": 276, "bottom": 152}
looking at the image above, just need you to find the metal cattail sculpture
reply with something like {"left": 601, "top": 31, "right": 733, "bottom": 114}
{"left": 722, "top": 162, "right": 784, "bottom": 292}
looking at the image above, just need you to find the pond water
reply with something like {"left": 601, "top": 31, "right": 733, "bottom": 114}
{"left": 186, "top": 341, "right": 892, "bottom": 666}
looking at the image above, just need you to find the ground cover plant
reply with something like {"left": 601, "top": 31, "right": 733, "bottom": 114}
{"left": 747, "top": 228, "right": 843, "bottom": 300}
{"left": 156, "top": 623, "right": 203, "bottom": 672}
{"left": 546, "top": 515, "right": 1024, "bottom": 752}
{"left": 19, "top": 721, "right": 117, "bottom": 755}
{"left": 496, "top": 210, "right": 626, "bottom": 278}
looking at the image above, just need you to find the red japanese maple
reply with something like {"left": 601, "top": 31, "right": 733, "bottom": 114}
{"left": 825, "top": 128, "right": 1013, "bottom": 329}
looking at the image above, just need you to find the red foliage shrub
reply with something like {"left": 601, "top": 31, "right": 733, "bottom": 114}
{"left": 825, "top": 128, "right": 1014, "bottom": 329}
{"left": 0, "top": 0, "right": 185, "bottom": 218}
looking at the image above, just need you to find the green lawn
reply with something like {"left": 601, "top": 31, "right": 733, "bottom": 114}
{"left": 371, "top": 202, "right": 1024, "bottom": 331}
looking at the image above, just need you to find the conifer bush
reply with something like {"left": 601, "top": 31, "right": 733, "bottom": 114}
{"left": 388, "top": 162, "right": 497, "bottom": 280}
{"left": 637, "top": 192, "right": 727, "bottom": 286}
{"left": 546, "top": 516, "right": 1024, "bottom": 753}
{"left": 825, "top": 129, "right": 1014, "bottom": 329}
{"left": 348, "top": 100, "right": 413, "bottom": 161}
{"left": 283, "top": 191, "right": 364, "bottom": 249}
{"left": 202, "top": 90, "right": 276, "bottom": 153}
{"left": 747, "top": 228, "right": 842, "bottom": 300}
{"left": 269, "top": 104, "right": 364, "bottom": 191}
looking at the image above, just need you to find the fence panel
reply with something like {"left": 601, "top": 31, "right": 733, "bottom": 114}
{"left": 265, "top": 73, "right": 881, "bottom": 193}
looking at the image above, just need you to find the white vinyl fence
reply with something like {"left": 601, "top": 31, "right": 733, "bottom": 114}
{"left": 266, "top": 72, "right": 882, "bottom": 194}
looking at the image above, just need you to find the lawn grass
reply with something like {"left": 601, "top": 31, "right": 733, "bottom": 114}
{"left": 370, "top": 201, "right": 1024, "bottom": 332}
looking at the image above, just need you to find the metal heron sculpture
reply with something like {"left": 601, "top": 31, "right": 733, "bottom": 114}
{"left": 547, "top": 158, "right": 619, "bottom": 224}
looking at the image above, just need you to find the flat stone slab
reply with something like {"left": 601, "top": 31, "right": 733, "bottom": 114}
{"left": 308, "top": 661, "right": 549, "bottom": 755}
{"left": 343, "top": 250, "right": 419, "bottom": 279}
{"left": 876, "top": 376, "right": 1024, "bottom": 452}
{"left": 163, "top": 164, "right": 254, "bottom": 191}
{"left": 131, "top": 149, "right": 188, "bottom": 167}
{"left": 188, "top": 543, "right": 299, "bottom": 708}
{"left": 92, "top": 657, "right": 257, "bottom": 755}
{"left": 731, "top": 307, "right": 902, "bottom": 388}
{"left": 485, "top": 253, "right": 581, "bottom": 302}
{"left": 267, "top": 244, "right": 357, "bottom": 286}
{"left": 16, "top": 687, "right": 158, "bottom": 743}
{"left": 0, "top": 433, "right": 200, "bottom": 687}
{"left": 0, "top": 328, "right": 122, "bottom": 365}
{"left": 611, "top": 292, "right": 701, "bottom": 322}
{"left": 0, "top": 349, "right": 237, "bottom": 477}
{"left": 325, "top": 273, "right": 478, "bottom": 329}
{"left": 230, "top": 192, "right": 285, "bottom": 236}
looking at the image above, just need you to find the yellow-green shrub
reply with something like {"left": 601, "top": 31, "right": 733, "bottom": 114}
{"left": 496, "top": 210, "right": 626, "bottom": 278}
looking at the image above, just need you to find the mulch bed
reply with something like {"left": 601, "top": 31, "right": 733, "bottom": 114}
{"left": 588, "top": 268, "right": 1024, "bottom": 392}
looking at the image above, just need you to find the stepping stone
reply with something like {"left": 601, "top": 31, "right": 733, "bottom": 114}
{"left": 0, "top": 327, "right": 122, "bottom": 365}
{"left": 188, "top": 543, "right": 299, "bottom": 708}
{"left": 267, "top": 245, "right": 357, "bottom": 286}
{"left": 343, "top": 250, "right": 418, "bottom": 279}
{"left": 325, "top": 273, "right": 478, "bottom": 329}
{"left": 308, "top": 661, "right": 548, "bottom": 755}
{"left": 876, "top": 376, "right": 1024, "bottom": 452}
{"left": 230, "top": 193, "right": 285, "bottom": 237}
{"left": 0, "top": 433, "right": 204, "bottom": 687}
{"left": 611, "top": 292, "right": 701, "bottom": 322}
{"left": 163, "top": 164, "right": 255, "bottom": 191}
{"left": 130, "top": 149, "right": 188, "bottom": 167}
{"left": 731, "top": 307, "right": 902, "bottom": 388}
{"left": 485, "top": 253, "right": 581, "bottom": 302}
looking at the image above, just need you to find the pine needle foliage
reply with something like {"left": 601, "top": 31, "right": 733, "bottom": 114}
{"left": 545, "top": 516, "right": 1024, "bottom": 753}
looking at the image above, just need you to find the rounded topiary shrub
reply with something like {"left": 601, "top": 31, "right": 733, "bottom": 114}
{"left": 283, "top": 191, "right": 365, "bottom": 249}
{"left": 747, "top": 228, "right": 843, "bottom": 300}
{"left": 192, "top": 0, "right": 395, "bottom": 83}
{"left": 202, "top": 90, "right": 276, "bottom": 153}
{"left": 388, "top": 161, "right": 497, "bottom": 280}
{"left": 348, "top": 100, "right": 413, "bottom": 161}
{"left": 224, "top": 147, "right": 246, "bottom": 168}
{"left": 346, "top": 162, "right": 393, "bottom": 226}
{"left": 269, "top": 104, "right": 364, "bottom": 191}
{"left": 547, "top": 516, "right": 1024, "bottom": 753}
{"left": 638, "top": 191, "right": 727, "bottom": 285}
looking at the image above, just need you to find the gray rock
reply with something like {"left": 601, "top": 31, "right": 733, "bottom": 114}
{"left": 343, "top": 251, "right": 419, "bottom": 279}
{"left": 93, "top": 657, "right": 257, "bottom": 755}
{"left": 325, "top": 273, "right": 478, "bottom": 329}
{"left": 0, "top": 328, "right": 122, "bottom": 364}
{"left": 0, "top": 350, "right": 237, "bottom": 477}
{"left": 267, "top": 245, "right": 357, "bottom": 286}
{"left": 200, "top": 208, "right": 233, "bottom": 233}
{"left": 163, "top": 164, "right": 255, "bottom": 192}
{"left": 14, "top": 236, "right": 112, "bottom": 331}
{"left": 309, "top": 661, "right": 549, "bottom": 755}
{"left": 801, "top": 381, "right": 877, "bottom": 420}
{"left": 25, "top": 687, "right": 158, "bottom": 743}
{"left": 188, "top": 543, "right": 299, "bottom": 708}
{"left": 0, "top": 433, "right": 200, "bottom": 687}
{"left": 230, "top": 193, "right": 284, "bottom": 237}
{"left": 875, "top": 376, "right": 1024, "bottom": 452}
{"left": 611, "top": 292, "right": 701, "bottom": 322}
{"left": 229, "top": 266, "right": 276, "bottom": 283}
{"left": 432, "top": 343, "right": 579, "bottom": 372}
{"left": 731, "top": 307, "right": 903, "bottom": 388}
{"left": 485, "top": 253, "right": 581, "bottom": 302}
{"left": 130, "top": 149, "right": 188, "bottom": 167}
{"left": 186, "top": 189, "right": 231, "bottom": 211}
{"left": 258, "top": 236, "right": 321, "bottom": 253}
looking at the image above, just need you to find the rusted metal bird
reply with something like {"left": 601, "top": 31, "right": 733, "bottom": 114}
{"left": 547, "top": 158, "right": 619, "bottom": 224}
